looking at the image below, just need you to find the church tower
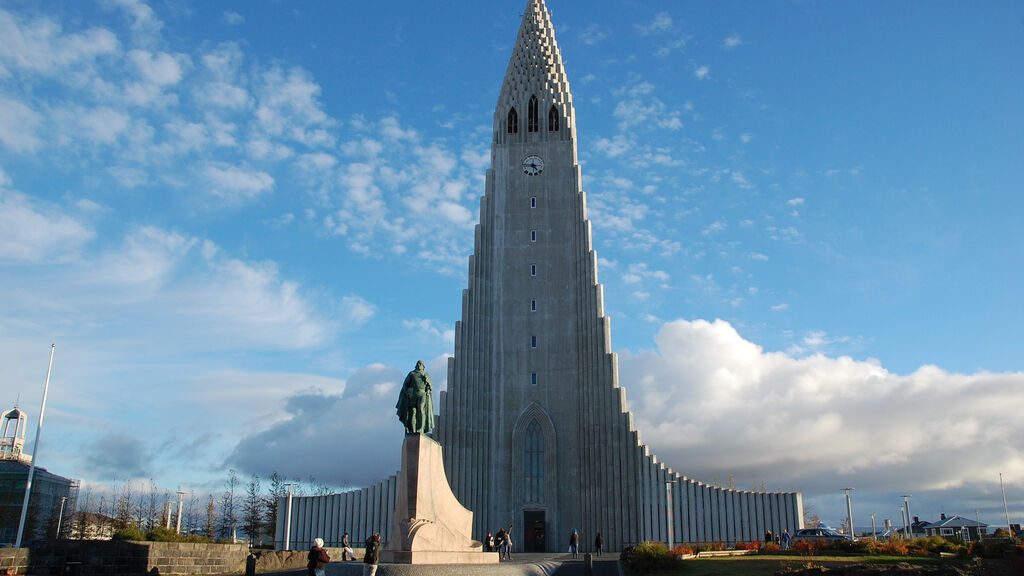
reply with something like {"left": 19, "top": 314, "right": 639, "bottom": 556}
{"left": 276, "top": 0, "right": 802, "bottom": 552}
{"left": 436, "top": 0, "right": 803, "bottom": 551}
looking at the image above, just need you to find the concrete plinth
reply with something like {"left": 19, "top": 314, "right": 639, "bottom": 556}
{"left": 380, "top": 434, "right": 498, "bottom": 565}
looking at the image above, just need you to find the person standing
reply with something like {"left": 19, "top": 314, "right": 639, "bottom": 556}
{"left": 781, "top": 529, "right": 791, "bottom": 550}
{"left": 307, "top": 538, "right": 330, "bottom": 576}
{"left": 568, "top": 529, "right": 579, "bottom": 559}
{"left": 341, "top": 532, "right": 355, "bottom": 561}
{"left": 502, "top": 524, "right": 514, "bottom": 560}
{"left": 594, "top": 532, "right": 604, "bottom": 556}
{"left": 485, "top": 531, "right": 494, "bottom": 552}
{"left": 363, "top": 533, "right": 381, "bottom": 576}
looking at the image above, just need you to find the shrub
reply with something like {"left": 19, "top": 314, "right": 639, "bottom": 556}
{"left": 875, "top": 538, "right": 908, "bottom": 556}
{"left": 112, "top": 524, "right": 146, "bottom": 541}
{"left": 912, "top": 535, "right": 966, "bottom": 555}
{"left": 146, "top": 526, "right": 186, "bottom": 542}
{"left": 792, "top": 538, "right": 826, "bottom": 555}
{"left": 669, "top": 544, "right": 695, "bottom": 556}
{"left": 970, "top": 538, "right": 1016, "bottom": 559}
{"left": 762, "top": 541, "right": 781, "bottom": 553}
{"left": 624, "top": 541, "right": 681, "bottom": 575}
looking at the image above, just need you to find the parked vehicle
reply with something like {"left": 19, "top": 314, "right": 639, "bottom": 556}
{"left": 789, "top": 527, "right": 853, "bottom": 543}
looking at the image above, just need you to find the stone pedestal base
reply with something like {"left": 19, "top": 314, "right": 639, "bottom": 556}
{"left": 380, "top": 435, "right": 498, "bottom": 565}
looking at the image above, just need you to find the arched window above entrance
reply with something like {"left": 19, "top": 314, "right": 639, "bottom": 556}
{"left": 525, "top": 419, "right": 544, "bottom": 502}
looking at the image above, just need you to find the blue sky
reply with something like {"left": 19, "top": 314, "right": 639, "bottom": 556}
{"left": 1, "top": 0, "right": 1022, "bottom": 531}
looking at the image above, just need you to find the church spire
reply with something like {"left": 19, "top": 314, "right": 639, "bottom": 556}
{"left": 494, "top": 0, "right": 575, "bottom": 142}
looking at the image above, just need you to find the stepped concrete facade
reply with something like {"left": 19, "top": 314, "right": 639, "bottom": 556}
{"left": 277, "top": 0, "right": 803, "bottom": 552}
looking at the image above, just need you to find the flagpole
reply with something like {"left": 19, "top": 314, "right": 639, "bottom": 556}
{"left": 15, "top": 344, "right": 55, "bottom": 548}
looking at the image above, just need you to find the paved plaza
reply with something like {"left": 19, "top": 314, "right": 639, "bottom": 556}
{"left": 249, "top": 554, "right": 621, "bottom": 576}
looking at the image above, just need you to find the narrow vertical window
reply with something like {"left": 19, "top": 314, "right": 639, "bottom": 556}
{"left": 507, "top": 107, "right": 519, "bottom": 134}
{"left": 531, "top": 264, "right": 537, "bottom": 276}
{"left": 531, "top": 336, "right": 537, "bottom": 348}
{"left": 528, "top": 95, "right": 539, "bottom": 132}
{"left": 530, "top": 196, "right": 537, "bottom": 208}
{"left": 524, "top": 420, "right": 544, "bottom": 501}
{"left": 548, "top": 105, "right": 560, "bottom": 131}
{"left": 531, "top": 373, "right": 538, "bottom": 386}
{"left": 531, "top": 300, "right": 537, "bottom": 311}
{"left": 530, "top": 230, "right": 537, "bottom": 242}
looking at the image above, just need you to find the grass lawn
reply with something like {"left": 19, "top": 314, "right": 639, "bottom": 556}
{"left": 645, "top": 554, "right": 1002, "bottom": 576}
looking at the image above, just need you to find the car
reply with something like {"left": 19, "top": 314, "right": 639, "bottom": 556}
{"left": 789, "top": 527, "right": 853, "bottom": 544}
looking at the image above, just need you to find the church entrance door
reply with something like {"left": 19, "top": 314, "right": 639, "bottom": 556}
{"left": 523, "top": 510, "right": 546, "bottom": 552}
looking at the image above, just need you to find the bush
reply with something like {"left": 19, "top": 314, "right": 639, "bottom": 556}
{"left": 624, "top": 541, "right": 681, "bottom": 575}
{"left": 875, "top": 538, "right": 908, "bottom": 556}
{"left": 146, "top": 526, "right": 186, "bottom": 542}
{"left": 970, "top": 538, "right": 1016, "bottom": 559}
{"left": 669, "top": 544, "right": 695, "bottom": 556}
{"left": 911, "top": 535, "right": 966, "bottom": 556}
{"left": 112, "top": 524, "right": 146, "bottom": 541}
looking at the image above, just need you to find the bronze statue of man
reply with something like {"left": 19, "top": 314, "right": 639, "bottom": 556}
{"left": 396, "top": 360, "right": 434, "bottom": 434}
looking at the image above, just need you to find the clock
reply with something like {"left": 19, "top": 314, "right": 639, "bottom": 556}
{"left": 522, "top": 155, "right": 544, "bottom": 176}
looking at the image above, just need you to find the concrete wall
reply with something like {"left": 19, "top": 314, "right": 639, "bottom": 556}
{"left": 0, "top": 541, "right": 248, "bottom": 576}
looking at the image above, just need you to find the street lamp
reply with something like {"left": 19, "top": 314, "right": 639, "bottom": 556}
{"left": 841, "top": 488, "right": 855, "bottom": 539}
{"left": 56, "top": 496, "right": 67, "bottom": 540}
{"left": 176, "top": 490, "right": 188, "bottom": 534}
{"left": 899, "top": 505, "right": 906, "bottom": 538}
{"left": 902, "top": 495, "right": 912, "bottom": 538}
{"left": 283, "top": 482, "right": 298, "bottom": 550}
{"left": 15, "top": 344, "right": 56, "bottom": 548}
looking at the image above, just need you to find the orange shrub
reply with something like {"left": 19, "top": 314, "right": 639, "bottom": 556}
{"left": 876, "top": 539, "right": 908, "bottom": 556}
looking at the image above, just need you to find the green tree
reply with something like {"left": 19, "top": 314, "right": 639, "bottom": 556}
{"left": 264, "top": 471, "right": 287, "bottom": 543}
{"left": 218, "top": 469, "right": 239, "bottom": 541}
{"left": 242, "top": 474, "right": 264, "bottom": 546}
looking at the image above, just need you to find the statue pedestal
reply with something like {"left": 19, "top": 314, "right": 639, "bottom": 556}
{"left": 381, "top": 434, "right": 498, "bottom": 565}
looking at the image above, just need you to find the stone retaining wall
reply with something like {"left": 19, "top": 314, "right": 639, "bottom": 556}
{"left": 0, "top": 541, "right": 248, "bottom": 576}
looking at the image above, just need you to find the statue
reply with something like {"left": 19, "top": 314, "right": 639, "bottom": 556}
{"left": 396, "top": 360, "right": 435, "bottom": 434}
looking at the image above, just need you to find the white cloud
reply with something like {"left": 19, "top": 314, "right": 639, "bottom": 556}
{"left": 619, "top": 319, "right": 1024, "bottom": 495}
{"left": 0, "top": 9, "right": 120, "bottom": 78}
{"left": 637, "top": 12, "right": 673, "bottom": 35}
{"left": 222, "top": 11, "right": 244, "bottom": 26}
{"left": 0, "top": 189, "right": 94, "bottom": 261}
{"left": 0, "top": 95, "right": 41, "bottom": 152}
{"left": 255, "top": 65, "right": 335, "bottom": 147}
{"left": 128, "top": 49, "right": 187, "bottom": 86}
{"left": 203, "top": 163, "right": 274, "bottom": 202}
{"left": 723, "top": 34, "right": 742, "bottom": 49}
{"left": 694, "top": 65, "right": 710, "bottom": 80}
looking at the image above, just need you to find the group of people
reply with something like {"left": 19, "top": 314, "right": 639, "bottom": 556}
{"left": 484, "top": 524, "right": 515, "bottom": 559}
{"left": 484, "top": 527, "right": 605, "bottom": 559}
{"left": 569, "top": 530, "right": 604, "bottom": 558}
{"left": 307, "top": 532, "right": 382, "bottom": 576}
{"left": 764, "top": 529, "right": 792, "bottom": 550}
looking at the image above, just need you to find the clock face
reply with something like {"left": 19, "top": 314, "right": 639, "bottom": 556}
{"left": 522, "top": 155, "right": 544, "bottom": 175}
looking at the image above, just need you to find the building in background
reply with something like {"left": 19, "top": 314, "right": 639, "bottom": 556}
{"left": 0, "top": 406, "right": 79, "bottom": 544}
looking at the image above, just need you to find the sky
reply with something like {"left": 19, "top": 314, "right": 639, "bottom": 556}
{"left": 1, "top": 0, "right": 1022, "bottom": 532}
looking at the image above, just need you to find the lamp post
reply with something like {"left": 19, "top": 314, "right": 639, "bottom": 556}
{"left": 1000, "top": 473, "right": 1013, "bottom": 539}
{"left": 902, "top": 495, "right": 912, "bottom": 538}
{"left": 899, "top": 505, "right": 906, "bottom": 538}
{"left": 283, "top": 482, "right": 298, "bottom": 550}
{"left": 176, "top": 490, "right": 188, "bottom": 534}
{"left": 841, "top": 488, "right": 855, "bottom": 539}
{"left": 15, "top": 344, "right": 56, "bottom": 548}
{"left": 56, "top": 496, "right": 67, "bottom": 540}
{"left": 665, "top": 482, "right": 674, "bottom": 550}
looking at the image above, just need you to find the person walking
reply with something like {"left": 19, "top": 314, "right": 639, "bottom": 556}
{"left": 340, "top": 532, "right": 357, "bottom": 561}
{"left": 568, "top": 529, "right": 579, "bottom": 559}
{"left": 594, "top": 532, "right": 604, "bottom": 556}
{"left": 306, "top": 538, "right": 330, "bottom": 576}
{"left": 363, "top": 533, "right": 381, "bottom": 576}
